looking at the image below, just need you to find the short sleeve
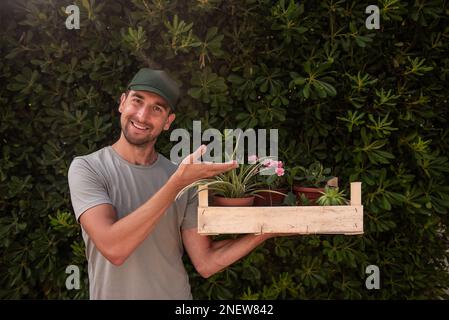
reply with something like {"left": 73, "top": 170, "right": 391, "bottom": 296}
{"left": 68, "top": 157, "right": 113, "bottom": 222}
{"left": 181, "top": 188, "right": 198, "bottom": 230}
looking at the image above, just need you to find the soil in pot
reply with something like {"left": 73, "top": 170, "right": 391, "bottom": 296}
{"left": 212, "top": 195, "right": 255, "bottom": 207}
{"left": 254, "top": 189, "right": 287, "bottom": 206}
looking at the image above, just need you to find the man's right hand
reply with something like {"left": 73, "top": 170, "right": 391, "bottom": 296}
{"left": 170, "top": 144, "right": 238, "bottom": 190}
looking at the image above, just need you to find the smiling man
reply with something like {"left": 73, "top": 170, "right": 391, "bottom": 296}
{"left": 67, "top": 68, "right": 277, "bottom": 299}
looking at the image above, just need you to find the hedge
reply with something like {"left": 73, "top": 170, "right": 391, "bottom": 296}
{"left": 1, "top": 0, "right": 449, "bottom": 299}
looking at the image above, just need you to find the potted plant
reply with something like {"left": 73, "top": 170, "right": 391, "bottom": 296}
{"left": 293, "top": 161, "right": 334, "bottom": 204}
{"left": 253, "top": 157, "right": 288, "bottom": 206}
{"left": 176, "top": 155, "right": 285, "bottom": 207}
{"left": 316, "top": 186, "right": 348, "bottom": 205}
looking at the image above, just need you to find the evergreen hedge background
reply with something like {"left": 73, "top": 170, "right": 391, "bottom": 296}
{"left": 1, "top": 0, "right": 449, "bottom": 299}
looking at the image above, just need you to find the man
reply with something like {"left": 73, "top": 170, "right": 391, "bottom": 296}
{"left": 68, "top": 68, "right": 276, "bottom": 299}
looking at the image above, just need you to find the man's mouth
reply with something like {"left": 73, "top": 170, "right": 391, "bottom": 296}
{"left": 131, "top": 120, "right": 150, "bottom": 131}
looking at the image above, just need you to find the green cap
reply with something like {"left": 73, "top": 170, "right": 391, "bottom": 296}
{"left": 127, "top": 68, "right": 180, "bottom": 110}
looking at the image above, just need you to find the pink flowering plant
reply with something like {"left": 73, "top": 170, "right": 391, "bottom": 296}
{"left": 253, "top": 156, "right": 288, "bottom": 190}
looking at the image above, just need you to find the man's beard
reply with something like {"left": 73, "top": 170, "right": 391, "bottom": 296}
{"left": 121, "top": 119, "right": 158, "bottom": 147}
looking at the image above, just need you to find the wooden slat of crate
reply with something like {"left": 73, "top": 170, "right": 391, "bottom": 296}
{"left": 198, "top": 205, "right": 363, "bottom": 235}
{"left": 197, "top": 182, "right": 364, "bottom": 235}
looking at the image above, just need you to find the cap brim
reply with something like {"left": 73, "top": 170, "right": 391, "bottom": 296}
{"left": 128, "top": 85, "right": 174, "bottom": 110}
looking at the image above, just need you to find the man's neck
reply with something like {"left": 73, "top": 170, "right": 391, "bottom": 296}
{"left": 112, "top": 134, "right": 158, "bottom": 166}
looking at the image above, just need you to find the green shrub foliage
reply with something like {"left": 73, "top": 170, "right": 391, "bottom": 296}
{"left": 1, "top": 0, "right": 449, "bottom": 299}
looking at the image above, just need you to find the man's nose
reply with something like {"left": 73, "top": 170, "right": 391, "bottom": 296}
{"left": 135, "top": 106, "right": 151, "bottom": 123}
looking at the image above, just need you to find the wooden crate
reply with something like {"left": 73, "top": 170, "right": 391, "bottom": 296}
{"left": 197, "top": 182, "right": 363, "bottom": 235}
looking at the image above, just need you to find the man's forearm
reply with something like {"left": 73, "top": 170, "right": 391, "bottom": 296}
{"left": 203, "top": 234, "right": 272, "bottom": 277}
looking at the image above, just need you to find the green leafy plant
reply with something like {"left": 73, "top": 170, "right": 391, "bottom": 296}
{"left": 293, "top": 162, "right": 334, "bottom": 188}
{"left": 316, "top": 186, "right": 348, "bottom": 206}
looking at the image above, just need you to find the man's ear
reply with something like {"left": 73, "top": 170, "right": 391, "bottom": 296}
{"left": 163, "top": 113, "right": 176, "bottom": 131}
{"left": 118, "top": 93, "right": 127, "bottom": 113}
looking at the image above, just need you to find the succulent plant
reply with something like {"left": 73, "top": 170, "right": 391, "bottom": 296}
{"left": 316, "top": 186, "right": 348, "bottom": 206}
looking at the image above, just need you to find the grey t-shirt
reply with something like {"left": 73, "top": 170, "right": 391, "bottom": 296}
{"left": 67, "top": 146, "right": 198, "bottom": 300}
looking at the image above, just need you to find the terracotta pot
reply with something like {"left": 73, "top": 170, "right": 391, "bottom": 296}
{"left": 254, "top": 189, "right": 288, "bottom": 206}
{"left": 212, "top": 195, "right": 255, "bottom": 207}
{"left": 293, "top": 185, "right": 324, "bottom": 205}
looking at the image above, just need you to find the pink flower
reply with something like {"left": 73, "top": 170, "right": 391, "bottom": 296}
{"left": 277, "top": 161, "right": 283, "bottom": 168}
{"left": 248, "top": 155, "right": 258, "bottom": 163}
{"left": 262, "top": 159, "right": 271, "bottom": 167}
{"left": 275, "top": 167, "right": 285, "bottom": 176}
{"left": 265, "top": 160, "right": 277, "bottom": 168}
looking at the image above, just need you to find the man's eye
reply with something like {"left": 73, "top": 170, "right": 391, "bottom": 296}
{"left": 154, "top": 105, "right": 163, "bottom": 112}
